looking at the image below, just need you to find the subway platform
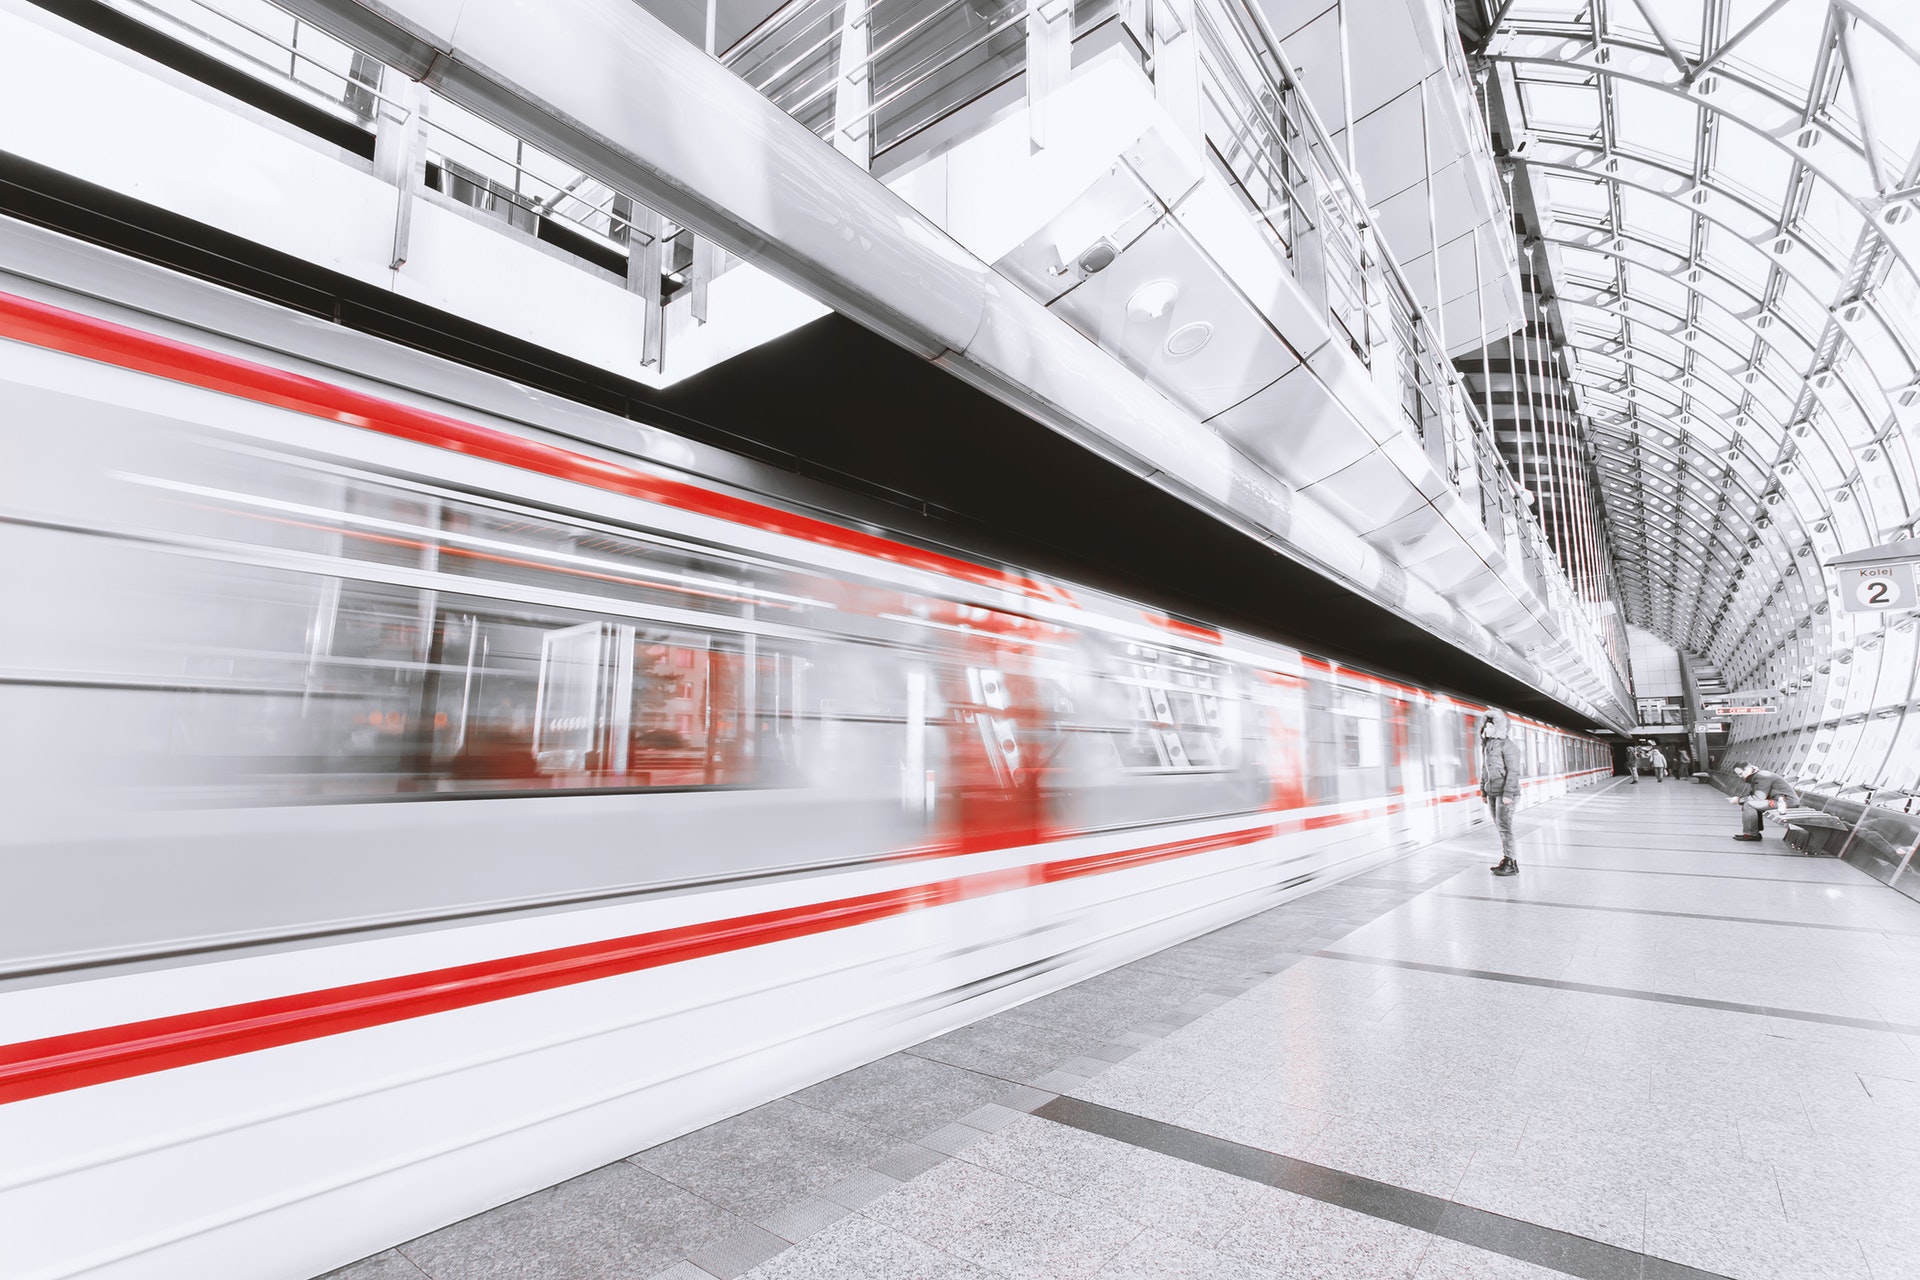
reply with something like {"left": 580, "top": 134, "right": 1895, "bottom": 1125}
{"left": 328, "top": 782, "right": 1920, "bottom": 1280}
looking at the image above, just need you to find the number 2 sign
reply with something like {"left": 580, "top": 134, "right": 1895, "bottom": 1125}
{"left": 1840, "top": 564, "right": 1914, "bottom": 613}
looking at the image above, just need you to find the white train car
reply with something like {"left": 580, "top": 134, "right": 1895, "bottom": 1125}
{"left": 0, "top": 261, "right": 1608, "bottom": 1280}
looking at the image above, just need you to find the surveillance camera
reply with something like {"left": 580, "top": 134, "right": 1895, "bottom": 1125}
{"left": 1077, "top": 240, "right": 1118, "bottom": 275}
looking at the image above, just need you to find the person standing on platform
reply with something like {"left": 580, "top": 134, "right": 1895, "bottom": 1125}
{"left": 1649, "top": 746, "right": 1668, "bottom": 783}
{"left": 1627, "top": 745, "right": 1642, "bottom": 784}
{"left": 1480, "top": 710, "right": 1523, "bottom": 876}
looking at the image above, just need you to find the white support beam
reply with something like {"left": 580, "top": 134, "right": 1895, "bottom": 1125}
{"left": 1025, "top": 0, "right": 1072, "bottom": 152}
{"left": 1835, "top": 13, "right": 1891, "bottom": 195}
{"left": 1688, "top": 0, "right": 1793, "bottom": 83}
{"left": 372, "top": 74, "right": 427, "bottom": 269}
{"left": 1624, "top": 0, "right": 1693, "bottom": 79}
{"left": 628, "top": 207, "right": 664, "bottom": 368}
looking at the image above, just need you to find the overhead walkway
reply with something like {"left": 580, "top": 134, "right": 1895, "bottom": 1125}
{"left": 0, "top": 0, "right": 1635, "bottom": 728}
{"left": 323, "top": 782, "right": 1918, "bottom": 1280}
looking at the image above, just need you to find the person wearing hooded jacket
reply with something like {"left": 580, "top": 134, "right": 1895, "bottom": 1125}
{"left": 1480, "top": 710, "right": 1524, "bottom": 876}
{"left": 1729, "top": 763, "right": 1796, "bottom": 841}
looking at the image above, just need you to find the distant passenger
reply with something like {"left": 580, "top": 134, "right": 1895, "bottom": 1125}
{"left": 1729, "top": 763, "right": 1796, "bottom": 842}
{"left": 1627, "top": 747, "right": 1642, "bottom": 784}
{"left": 1480, "top": 710, "right": 1523, "bottom": 877}
{"left": 1648, "top": 746, "right": 1667, "bottom": 783}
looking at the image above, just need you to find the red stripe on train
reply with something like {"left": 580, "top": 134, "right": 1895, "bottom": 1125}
{"left": 0, "top": 291, "right": 1613, "bottom": 1098}
{"left": 0, "top": 775, "right": 1596, "bottom": 1104}
{"left": 0, "top": 823, "right": 1284, "bottom": 1105}
{"left": 0, "top": 291, "right": 1048, "bottom": 601}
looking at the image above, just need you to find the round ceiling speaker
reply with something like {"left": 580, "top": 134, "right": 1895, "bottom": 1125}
{"left": 1165, "top": 322, "right": 1214, "bottom": 358}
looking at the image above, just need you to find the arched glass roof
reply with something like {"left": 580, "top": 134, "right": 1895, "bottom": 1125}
{"left": 1472, "top": 0, "right": 1920, "bottom": 697}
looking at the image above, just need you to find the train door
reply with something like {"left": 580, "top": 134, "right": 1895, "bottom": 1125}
{"left": 1303, "top": 669, "right": 1339, "bottom": 811}
{"left": 1402, "top": 699, "right": 1438, "bottom": 846}
{"left": 1384, "top": 695, "right": 1414, "bottom": 848}
{"left": 1339, "top": 685, "right": 1387, "bottom": 807}
{"left": 935, "top": 625, "right": 1067, "bottom": 854}
{"left": 1257, "top": 669, "right": 1309, "bottom": 814}
{"left": 1464, "top": 711, "right": 1481, "bottom": 794}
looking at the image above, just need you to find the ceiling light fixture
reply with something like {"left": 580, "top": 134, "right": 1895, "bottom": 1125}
{"left": 1126, "top": 280, "right": 1180, "bottom": 323}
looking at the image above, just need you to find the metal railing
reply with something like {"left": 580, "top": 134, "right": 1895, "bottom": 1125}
{"left": 103, "top": 0, "right": 379, "bottom": 123}
{"left": 722, "top": 0, "right": 1553, "bottom": 572}
{"left": 726, "top": 0, "right": 1031, "bottom": 161}
{"left": 421, "top": 95, "right": 644, "bottom": 254}
{"left": 723, "top": 0, "right": 1582, "bottom": 638}
{"left": 103, "top": 0, "right": 661, "bottom": 256}
{"left": 1199, "top": 0, "right": 1570, "bottom": 604}
{"left": 92, "top": 0, "right": 736, "bottom": 368}
{"left": 720, "top": 0, "right": 1639, "bottom": 708}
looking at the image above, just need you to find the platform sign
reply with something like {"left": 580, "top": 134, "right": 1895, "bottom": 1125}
{"left": 1838, "top": 562, "right": 1914, "bottom": 614}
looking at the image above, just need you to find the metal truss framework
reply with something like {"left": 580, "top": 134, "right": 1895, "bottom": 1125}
{"left": 1466, "top": 0, "right": 1920, "bottom": 718}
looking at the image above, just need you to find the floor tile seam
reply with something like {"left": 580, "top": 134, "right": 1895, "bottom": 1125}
{"left": 663, "top": 1070, "right": 1139, "bottom": 1279}
{"left": 620, "top": 1150, "right": 869, "bottom": 1280}
{"left": 634, "top": 846, "right": 1473, "bottom": 1280}
{"left": 1434, "top": 892, "right": 1920, "bottom": 937}
{"left": 630, "top": 966, "right": 1289, "bottom": 1272}
{"left": 385, "top": 1245, "right": 437, "bottom": 1280}
{"left": 1312, "top": 950, "right": 1920, "bottom": 1036}
{"left": 1030, "top": 1095, "right": 1735, "bottom": 1280}
{"left": 349, "top": 846, "right": 1537, "bottom": 1280}
{"left": 1534, "top": 843, "right": 1813, "bottom": 860}
{"left": 619, "top": 1152, "right": 766, "bottom": 1230}
{"left": 1536, "top": 825, "right": 1774, "bottom": 836}
{"left": 678, "top": 1221, "right": 793, "bottom": 1278}
{"left": 1534, "top": 816, "right": 1759, "bottom": 827}
{"left": 849, "top": 1192, "right": 1154, "bottom": 1280}
{"left": 1521, "top": 864, "right": 1886, "bottom": 887}
{"left": 746, "top": 1196, "right": 1016, "bottom": 1280}
{"left": 1538, "top": 835, "right": 1816, "bottom": 852}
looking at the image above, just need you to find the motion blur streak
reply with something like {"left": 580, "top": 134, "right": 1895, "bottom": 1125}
{"left": 0, "top": 289, "right": 1045, "bottom": 597}
{"left": 0, "top": 825, "right": 1287, "bottom": 1106}
{"left": 0, "top": 278, "right": 1606, "bottom": 1280}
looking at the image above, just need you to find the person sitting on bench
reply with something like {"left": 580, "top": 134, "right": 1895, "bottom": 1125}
{"left": 1729, "top": 763, "right": 1795, "bottom": 842}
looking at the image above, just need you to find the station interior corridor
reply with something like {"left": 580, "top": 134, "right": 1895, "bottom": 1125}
{"left": 330, "top": 783, "right": 1919, "bottom": 1280}
{"left": 11, "top": 0, "right": 1920, "bottom": 1275}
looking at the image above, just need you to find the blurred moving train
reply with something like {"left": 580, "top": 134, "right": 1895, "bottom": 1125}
{"left": 0, "top": 255, "right": 1607, "bottom": 1279}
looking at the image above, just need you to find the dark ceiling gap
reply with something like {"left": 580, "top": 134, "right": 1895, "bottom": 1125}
{"left": 0, "top": 148, "right": 1591, "bottom": 725}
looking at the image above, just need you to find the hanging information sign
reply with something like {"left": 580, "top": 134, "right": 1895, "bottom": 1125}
{"left": 1839, "top": 563, "right": 1914, "bottom": 614}
{"left": 1827, "top": 541, "right": 1920, "bottom": 615}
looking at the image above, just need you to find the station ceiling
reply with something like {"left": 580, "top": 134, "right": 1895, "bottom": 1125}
{"left": 1466, "top": 0, "right": 1920, "bottom": 694}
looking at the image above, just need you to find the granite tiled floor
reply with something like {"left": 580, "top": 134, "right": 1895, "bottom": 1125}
{"left": 324, "top": 782, "right": 1920, "bottom": 1280}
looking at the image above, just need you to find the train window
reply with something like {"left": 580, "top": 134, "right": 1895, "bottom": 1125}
{"left": 1405, "top": 701, "right": 1430, "bottom": 792}
{"left": 1336, "top": 688, "right": 1381, "bottom": 771}
{"left": 263, "top": 586, "right": 805, "bottom": 797}
{"left": 1300, "top": 679, "right": 1387, "bottom": 801}
{"left": 1303, "top": 673, "right": 1339, "bottom": 802}
{"left": 100, "top": 461, "right": 855, "bottom": 801}
{"left": 1106, "top": 644, "right": 1238, "bottom": 772}
{"left": 1430, "top": 707, "right": 1466, "bottom": 787}
{"left": 416, "top": 612, "right": 795, "bottom": 792}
